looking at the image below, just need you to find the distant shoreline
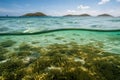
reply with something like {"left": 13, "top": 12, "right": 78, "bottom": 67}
{"left": 0, "top": 12, "right": 119, "bottom": 17}
{"left": 0, "top": 16, "right": 119, "bottom": 18}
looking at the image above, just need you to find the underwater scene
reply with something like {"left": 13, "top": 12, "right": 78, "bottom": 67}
{"left": 0, "top": 17, "right": 120, "bottom": 80}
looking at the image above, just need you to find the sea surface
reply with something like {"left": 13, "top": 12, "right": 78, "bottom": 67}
{"left": 0, "top": 16, "right": 120, "bottom": 33}
{"left": 0, "top": 16, "right": 120, "bottom": 80}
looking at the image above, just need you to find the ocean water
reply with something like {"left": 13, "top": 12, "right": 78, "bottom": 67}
{"left": 0, "top": 17, "right": 120, "bottom": 80}
{"left": 0, "top": 16, "right": 120, "bottom": 33}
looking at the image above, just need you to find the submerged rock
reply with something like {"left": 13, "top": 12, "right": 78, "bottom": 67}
{"left": 22, "top": 56, "right": 37, "bottom": 64}
{"left": 74, "top": 58, "right": 85, "bottom": 64}
{"left": 47, "top": 66, "right": 62, "bottom": 71}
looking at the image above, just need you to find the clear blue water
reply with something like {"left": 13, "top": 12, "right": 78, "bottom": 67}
{"left": 0, "top": 16, "right": 120, "bottom": 33}
{"left": 0, "top": 16, "right": 120, "bottom": 54}
{"left": 0, "top": 17, "right": 120, "bottom": 80}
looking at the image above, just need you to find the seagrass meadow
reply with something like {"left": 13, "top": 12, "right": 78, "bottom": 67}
{"left": 0, "top": 29, "right": 120, "bottom": 80}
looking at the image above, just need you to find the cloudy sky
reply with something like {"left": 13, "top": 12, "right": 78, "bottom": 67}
{"left": 0, "top": 0, "right": 120, "bottom": 16}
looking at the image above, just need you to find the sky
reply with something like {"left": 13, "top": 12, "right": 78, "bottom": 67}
{"left": 0, "top": 0, "right": 120, "bottom": 16}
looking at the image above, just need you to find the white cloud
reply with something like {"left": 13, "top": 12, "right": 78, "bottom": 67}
{"left": 77, "top": 5, "right": 90, "bottom": 10}
{"left": 67, "top": 10, "right": 76, "bottom": 13}
{"left": 98, "top": 0, "right": 110, "bottom": 5}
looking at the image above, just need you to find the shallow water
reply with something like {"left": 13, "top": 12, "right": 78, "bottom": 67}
{"left": 0, "top": 17, "right": 120, "bottom": 80}
{"left": 0, "top": 30, "right": 120, "bottom": 54}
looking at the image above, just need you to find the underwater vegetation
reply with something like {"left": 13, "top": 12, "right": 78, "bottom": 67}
{"left": 0, "top": 40, "right": 16, "bottom": 61}
{"left": 0, "top": 46, "right": 8, "bottom": 61}
{"left": 0, "top": 40, "right": 16, "bottom": 47}
{"left": 108, "top": 36, "right": 120, "bottom": 41}
{"left": 0, "top": 42, "right": 120, "bottom": 80}
{"left": 55, "top": 37, "right": 64, "bottom": 40}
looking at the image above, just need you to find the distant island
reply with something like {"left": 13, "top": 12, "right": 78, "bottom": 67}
{"left": 64, "top": 14, "right": 91, "bottom": 17}
{"left": 22, "top": 12, "right": 47, "bottom": 17}
{"left": 97, "top": 14, "right": 113, "bottom": 17}
{"left": 63, "top": 13, "right": 115, "bottom": 17}
{"left": 0, "top": 13, "right": 117, "bottom": 17}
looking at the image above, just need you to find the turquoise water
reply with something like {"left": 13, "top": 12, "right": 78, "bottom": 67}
{"left": 0, "top": 30, "right": 120, "bottom": 54}
{"left": 0, "top": 16, "right": 120, "bottom": 54}
{"left": 0, "top": 17, "right": 120, "bottom": 80}
{"left": 0, "top": 16, "right": 120, "bottom": 33}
